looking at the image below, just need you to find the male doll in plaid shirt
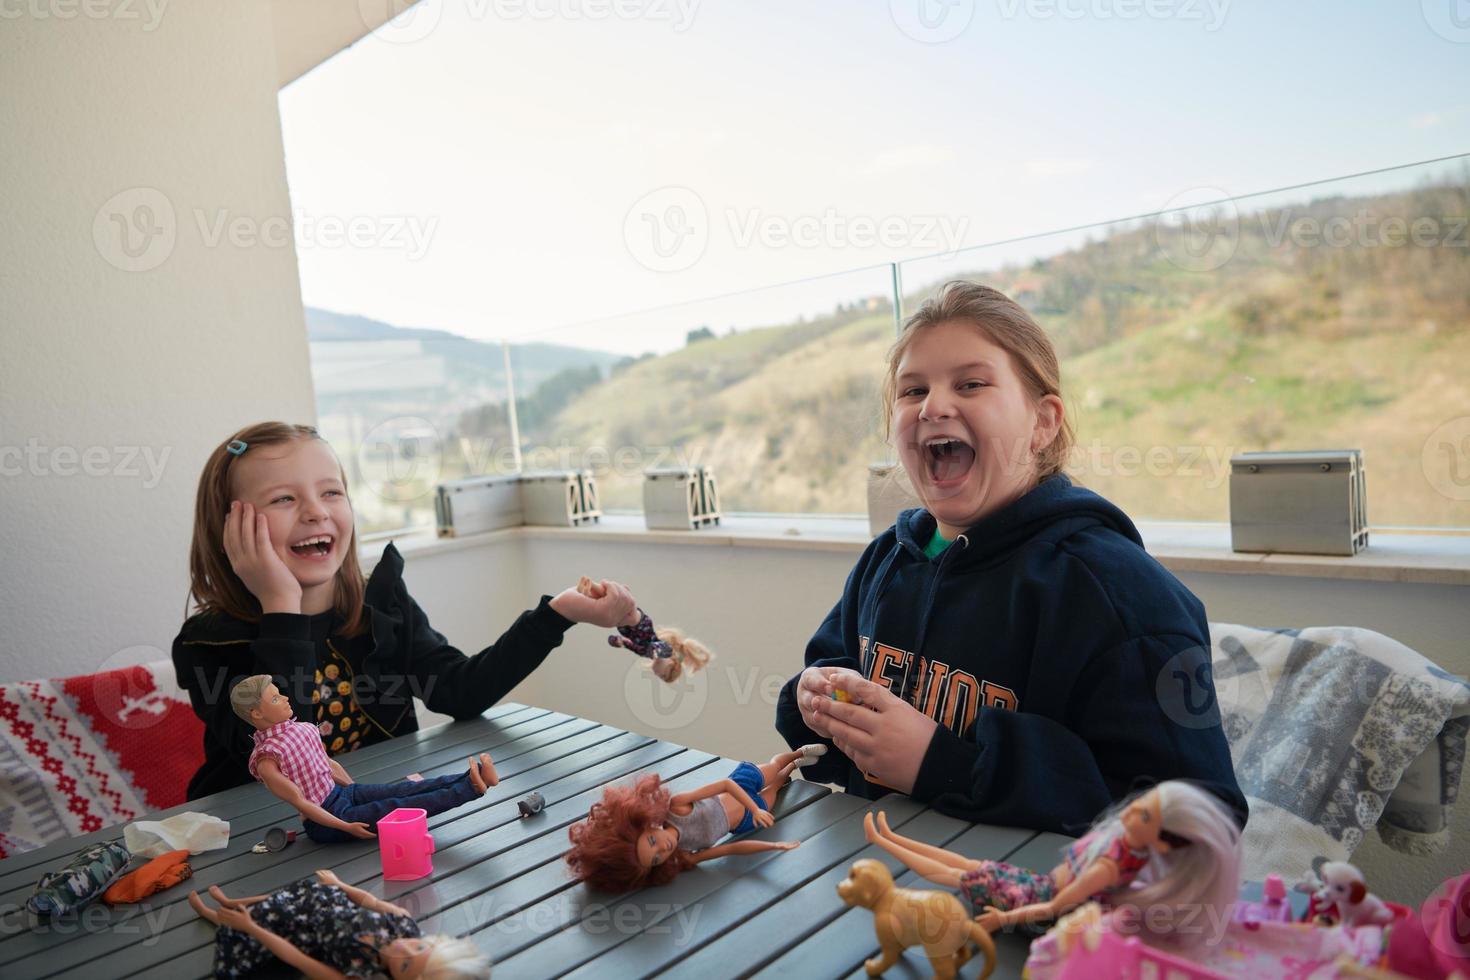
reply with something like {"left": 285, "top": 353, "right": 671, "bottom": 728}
{"left": 231, "top": 674, "right": 498, "bottom": 843}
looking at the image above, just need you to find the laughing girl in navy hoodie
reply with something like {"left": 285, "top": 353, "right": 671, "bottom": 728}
{"left": 776, "top": 281, "right": 1245, "bottom": 835}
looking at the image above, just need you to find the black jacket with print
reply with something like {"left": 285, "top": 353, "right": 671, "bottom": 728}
{"left": 172, "top": 542, "right": 573, "bottom": 800}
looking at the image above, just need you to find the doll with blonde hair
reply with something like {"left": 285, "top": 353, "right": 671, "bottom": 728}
{"left": 190, "top": 869, "right": 490, "bottom": 978}
{"left": 866, "top": 780, "right": 1241, "bottom": 949}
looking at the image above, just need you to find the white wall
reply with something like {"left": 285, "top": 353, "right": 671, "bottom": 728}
{"left": 0, "top": 1, "right": 318, "bottom": 683}
{"left": 394, "top": 530, "right": 1470, "bottom": 905}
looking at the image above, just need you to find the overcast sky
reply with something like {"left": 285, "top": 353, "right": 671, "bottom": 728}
{"left": 278, "top": 0, "right": 1470, "bottom": 354}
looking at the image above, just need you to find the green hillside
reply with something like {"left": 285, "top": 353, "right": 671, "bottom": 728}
{"left": 457, "top": 173, "right": 1470, "bottom": 527}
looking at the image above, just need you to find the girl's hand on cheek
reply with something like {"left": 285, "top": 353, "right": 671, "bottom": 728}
{"left": 224, "top": 501, "right": 303, "bottom": 614}
{"left": 821, "top": 676, "right": 937, "bottom": 795}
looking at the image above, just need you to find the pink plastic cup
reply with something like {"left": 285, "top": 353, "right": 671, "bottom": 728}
{"left": 377, "top": 808, "right": 434, "bottom": 881}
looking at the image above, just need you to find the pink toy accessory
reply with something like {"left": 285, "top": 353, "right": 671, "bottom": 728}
{"left": 377, "top": 808, "right": 434, "bottom": 881}
{"left": 1050, "top": 904, "right": 1226, "bottom": 980}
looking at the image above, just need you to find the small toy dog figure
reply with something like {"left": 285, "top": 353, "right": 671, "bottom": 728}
{"left": 1316, "top": 861, "right": 1394, "bottom": 927}
{"left": 837, "top": 858, "right": 996, "bottom": 980}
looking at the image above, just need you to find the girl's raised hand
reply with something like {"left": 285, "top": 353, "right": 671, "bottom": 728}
{"left": 223, "top": 501, "right": 302, "bottom": 614}
{"left": 550, "top": 579, "right": 638, "bottom": 628}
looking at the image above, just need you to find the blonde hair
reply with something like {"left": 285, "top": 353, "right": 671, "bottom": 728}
{"left": 882, "top": 280, "right": 1074, "bottom": 480}
{"left": 186, "top": 422, "right": 367, "bottom": 636}
{"left": 420, "top": 934, "right": 492, "bottom": 979}
{"left": 229, "top": 674, "right": 273, "bottom": 723}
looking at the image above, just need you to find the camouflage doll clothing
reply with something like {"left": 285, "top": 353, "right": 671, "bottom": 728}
{"left": 26, "top": 840, "right": 132, "bottom": 916}
{"left": 213, "top": 879, "right": 419, "bottom": 979}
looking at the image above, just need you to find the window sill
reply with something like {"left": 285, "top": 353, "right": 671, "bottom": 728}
{"left": 365, "top": 515, "right": 1470, "bottom": 587}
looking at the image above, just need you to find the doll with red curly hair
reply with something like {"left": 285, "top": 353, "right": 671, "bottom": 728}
{"left": 566, "top": 745, "right": 826, "bottom": 892}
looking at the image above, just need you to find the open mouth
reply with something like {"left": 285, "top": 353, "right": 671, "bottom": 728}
{"left": 924, "top": 437, "right": 976, "bottom": 486}
{"left": 288, "top": 534, "right": 334, "bottom": 560}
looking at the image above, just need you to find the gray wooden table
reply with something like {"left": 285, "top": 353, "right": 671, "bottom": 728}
{"left": 0, "top": 704, "right": 1067, "bottom": 979}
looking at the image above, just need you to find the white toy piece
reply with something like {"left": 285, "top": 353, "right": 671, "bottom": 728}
{"left": 1315, "top": 861, "right": 1394, "bottom": 927}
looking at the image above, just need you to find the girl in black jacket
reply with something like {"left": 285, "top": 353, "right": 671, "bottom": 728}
{"left": 174, "top": 422, "right": 633, "bottom": 799}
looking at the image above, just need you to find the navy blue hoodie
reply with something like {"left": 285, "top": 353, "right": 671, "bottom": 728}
{"left": 776, "top": 474, "right": 1246, "bottom": 834}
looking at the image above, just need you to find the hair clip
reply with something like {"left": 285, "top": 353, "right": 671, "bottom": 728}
{"left": 226, "top": 439, "right": 248, "bottom": 456}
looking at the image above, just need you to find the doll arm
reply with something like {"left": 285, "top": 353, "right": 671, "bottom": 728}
{"left": 668, "top": 779, "right": 738, "bottom": 810}
{"left": 328, "top": 759, "right": 352, "bottom": 786}
{"left": 217, "top": 908, "right": 351, "bottom": 980}
{"left": 690, "top": 840, "right": 800, "bottom": 863}
{"left": 256, "top": 758, "right": 368, "bottom": 837}
{"left": 313, "top": 870, "right": 408, "bottom": 917}
{"left": 984, "top": 858, "right": 1119, "bottom": 929}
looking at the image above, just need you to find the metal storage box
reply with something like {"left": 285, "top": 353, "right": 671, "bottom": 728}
{"left": 643, "top": 465, "right": 721, "bottom": 530}
{"left": 521, "top": 470, "right": 600, "bottom": 526}
{"left": 867, "top": 463, "right": 922, "bottom": 538}
{"left": 435, "top": 473, "right": 523, "bottom": 538}
{"left": 1229, "top": 450, "right": 1368, "bottom": 556}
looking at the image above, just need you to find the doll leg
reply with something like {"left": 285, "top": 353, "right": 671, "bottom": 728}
{"left": 188, "top": 890, "right": 221, "bottom": 925}
{"left": 862, "top": 813, "right": 966, "bottom": 888}
{"left": 329, "top": 756, "right": 492, "bottom": 828}
{"left": 208, "top": 884, "right": 270, "bottom": 909}
{"left": 872, "top": 811, "right": 978, "bottom": 873}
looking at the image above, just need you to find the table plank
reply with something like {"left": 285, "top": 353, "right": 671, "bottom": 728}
{"left": 834, "top": 830, "right": 1076, "bottom": 980}
{"left": 117, "top": 740, "right": 729, "bottom": 980}
{"left": 23, "top": 722, "right": 661, "bottom": 979}
{"left": 0, "top": 705, "right": 585, "bottom": 910}
{"left": 581, "top": 794, "right": 932, "bottom": 980}
{"left": 0, "top": 702, "right": 535, "bottom": 882}
{"left": 488, "top": 779, "right": 837, "bottom": 980}
{"left": 753, "top": 807, "right": 1037, "bottom": 980}
{"left": 656, "top": 798, "right": 960, "bottom": 980}
{"left": 0, "top": 710, "right": 591, "bottom": 959}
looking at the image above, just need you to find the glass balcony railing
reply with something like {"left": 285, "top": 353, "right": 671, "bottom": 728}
{"left": 312, "top": 153, "right": 1470, "bottom": 535}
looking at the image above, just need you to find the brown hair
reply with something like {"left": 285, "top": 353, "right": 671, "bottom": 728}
{"left": 187, "top": 422, "right": 367, "bottom": 636}
{"left": 882, "top": 280, "right": 1074, "bottom": 479}
{"left": 565, "top": 774, "right": 698, "bottom": 892}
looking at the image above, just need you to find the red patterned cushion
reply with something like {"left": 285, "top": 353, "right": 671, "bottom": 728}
{"left": 0, "top": 661, "right": 204, "bottom": 858}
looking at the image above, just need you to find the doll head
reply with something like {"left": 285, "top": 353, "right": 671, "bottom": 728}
{"left": 650, "top": 626, "right": 713, "bottom": 683}
{"left": 188, "top": 421, "right": 367, "bottom": 635}
{"left": 1095, "top": 781, "right": 1242, "bottom": 949}
{"left": 230, "top": 675, "right": 293, "bottom": 730}
{"left": 565, "top": 774, "right": 697, "bottom": 892}
{"left": 882, "top": 280, "right": 1072, "bottom": 539}
{"left": 382, "top": 934, "right": 491, "bottom": 979}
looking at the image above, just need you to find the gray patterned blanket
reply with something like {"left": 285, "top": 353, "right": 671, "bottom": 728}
{"left": 1210, "top": 622, "right": 1470, "bottom": 881}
